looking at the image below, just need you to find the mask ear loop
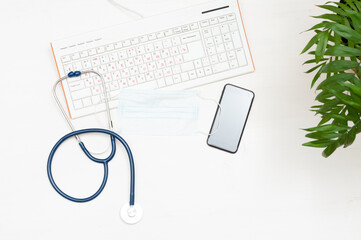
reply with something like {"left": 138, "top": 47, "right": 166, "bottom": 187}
{"left": 196, "top": 94, "right": 222, "bottom": 136}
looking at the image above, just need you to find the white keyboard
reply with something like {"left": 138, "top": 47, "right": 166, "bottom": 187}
{"left": 51, "top": 0, "right": 254, "bottom": 118}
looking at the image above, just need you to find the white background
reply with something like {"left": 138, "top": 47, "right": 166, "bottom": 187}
{"left": 1, "top": 0, "right": 361, "bottom": 239}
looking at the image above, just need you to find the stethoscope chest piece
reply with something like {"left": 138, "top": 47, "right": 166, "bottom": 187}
{"left": 120, "top": 203, "right": 143, "bottom": 224}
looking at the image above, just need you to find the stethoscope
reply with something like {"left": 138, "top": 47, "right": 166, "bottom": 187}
{"left": 47, "top": 70, "right": 142, "bottom": 224}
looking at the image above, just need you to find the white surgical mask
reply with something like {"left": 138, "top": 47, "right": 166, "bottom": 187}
{"left": 117, "top": 89, "right": 219, "bottom": 136}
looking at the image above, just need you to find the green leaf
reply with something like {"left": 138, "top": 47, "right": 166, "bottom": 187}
{"left": 313, "top": 14, "right": 344, "bottom": 23}
{"left": 344, "top": 124, "right": 358, "bottom": 147}
{"left": 328, "top": 88, "right": 361, "bottom": 111}
{"left": 306, "top": 131, "right": 342, "bottom": 139}
{"left": 325, "top": 45, "right": 361, "bottom": 57}
{"left": 303, "top": 58, "right": 328, "bottom": 65}
{"left": 321, "top": 60, "right": 359, "bottom": 73}
{"left": 344, "top": 0, "right": 358, "bottom": 11}
{"left": 304, "top": 21, "right": 330, "bottom": 32}
{"left": 316, "top": 31, "right": 329, "bottom": 62}
{"left": 301, "top": 32, "right": 321, "bottom": 54}
{"left": 303, "top": 139, "right": 336, "bottom": 148}
{"left": 316, "top": 73, "right": 355, "bottom": 90}
{"left": 304, "top": 124, "right": 349, "bottom": 132}
{"left": 322, "top": 142, "right": 339, "bottom": 157}
{"left": 318, "top": 4, "right": 347, "bottom": 16}
{"left": 311, "top": 63, "right": 326, "bottom": 88}
{"left": 305, "top": 63, "right": 325, "bottom": 74}
{"left": 324, "top": 22, "right": 361, "bottom": 43}
{"left": 341, "top": 82, "right": 361, "bottom": 98}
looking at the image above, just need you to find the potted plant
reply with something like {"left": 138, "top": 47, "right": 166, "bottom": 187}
{"left": 302, "top": 0, "right": 361, "bottom": 157}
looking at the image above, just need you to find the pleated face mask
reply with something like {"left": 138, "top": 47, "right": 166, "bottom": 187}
{"left": 117, "top": 89, "right": 216, "bottom": 136}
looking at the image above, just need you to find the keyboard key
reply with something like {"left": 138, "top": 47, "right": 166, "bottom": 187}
{"left": 69, "top": 80, "right": 85, "bottom": 91}
{"left": 202, "top": 57, "right": 210, "bottom": 66}
{"left": 171, "top": 47, "right": 179, "bottom": 56}
{"left": 227, "top": 51, "right": 236, "bottom": 60}
{"left": 109, "top": 52, "right": 119, "bottom": 61}
{"left": 116, "top": 60, "right": 125, "bottom": 69}
{"left": 220, "top": 24, "right": 229, "bottom": 34}
{"left": 61, "top": 55, "right": 71, "bottom": 63}
{"left": 204, "top": 66, "right": 212, "bottom": 75}
{"left": 231, "top": 31, "right": 243, "bottom": 48}
{"left": 216, "top": 44, "right": 225, "bottom": 53}
{"left": 164, "top": 29, "right": 173, "bottom": 36}
{"left": 173, "top": 27, "right": 182, "bottom": 34}
{"left": 181, "top": 32, "right": 200, "bottom": 43}
{"left": 118, "top": 50, "right": 127, "bottom": 59}
{"left": 189, "top": 70, "right": 196, "bottom": 79}
{"left": 106, "top": 44, "right": 114, "bottom": 51}
{"left": 229, "top": 22, "right": 238, "bottom": 31}
{"left": 71, "top": 88, "right": 91, "bottom": 100}
{"left": 100, "top": 55, "right": 110, "bottom": 64}
{"left": 164, "top": 67, "right": 172, "bottom": 76}
{"left": 212, "top": 26, "right": 221, "bottom": 36}
{"left": 227, "top": 13, "right": 236, "bottom": 21}
{"left": 110, "top": 81, "right": 119, "bottom": 90}
{"left": 223, "top": 33, "right": 232, "bottom": 42}
{"left": 82, "top": 59, "right": 91, "bottom": 68}
{"left": 172, "top": 65, "right": 181, "bottom": 74}
{"left": 163, "top": 39, "right": 172, "bottom": 48}
{"left": 131, "top": 38, "right": 139, "bottom": 45}
{"left": 212, "top": 62, "right": 229, "bottom": 73}
{"left": 154, "top": 41, "right": 163, "bottom": 50}
{"left": 181, "top": 72, "right": 189, "bottom": 81}
{"left": 165, "top": 76, "right": 174, "bottom": 85}
{"left": 157, "top": 78, "right": 166, "bottom": 87}
{"left": 200, "top": 20, "right": 209, "bottom": 27}
{"left": 182, "top": 25, "right": 190, "bottom": 32}
{"left": 85, "top": 78, "right": 94, "bottom": 87}
{"left": 88, "top": 48, "right": 97, "bottom": 56}
{"left": 194, "top": 59, "right": 202, "bottom": 68}
{"left": 122, "top": 39, "right": 131, "bottom": 47}
{"left": 96, "top": 46, "right": 105, "bottom": 53}
{"left": 71, "top": 52, "right": 80, "bottom": 60}
{"left": 196, "top": 68, "right": 205, "bottom": 77}
{"left": 190, "top": 22, "right": 198, "bottom": 30}
{"left": 218, "top": 53, "right": 227, "bottom": 62}
{"left": 128, "top": 76, "right": 137, "bottom": 86}
{"left": 207, "top": 46, "right": 216, "bottom": 55}
{"left": 145, "top": 72, "right": 155, "bottom": 81}
{"left": 155, "top": 69, "right": 163, "bottom": 79}
{"left": 172, "top": 37, "right": 181, "bottom": 46}
{"left": 218, "top": 15, "right": 227, "bottom": 23}
{"left": 148, "top": 33, "right": 156, "bottom": 40}
{"left": 83, "top": 97, "right": 92, "bottom": 107}
{"left": 229, "top": 59, "right": 238, "bottom": 69}
{"left": 156, "top": 31, "right": 165, "bottom": 38}
{"left": 173, "top": 74, "right": 181, "bottom": 83}
{"left": 115, "top": 42, "right": 123, "bottom": 49}
{"left": 181, "top": 62, "right": 194, "bottom": 72}
{"left": 203, "top": 29, "right": 212, "bottom": 38}
{"left": 236, "top": 49, "right": 247, "bottom": 66}
{"left": 137, "top": 74, "right": 146, "bottom": 83}
{"left": 210, "top": 18, "right": 218, "bottom": 25}
{"left": 92, "top": 95, "right": 101, "bottom": 104}
{"left": 225, "top": 42, "right": 234, "bottom": 51}
{"left": 214, "top": 35, "right": 223, "bottom": 45}
{"left": 73, "top": 100, "right": 83, "bottom": 109}
{"left": 205, "top": 38, "right": 214, "bottom": 47}
{"left": 140, "top": 35, "right": 148, "bottom": 43}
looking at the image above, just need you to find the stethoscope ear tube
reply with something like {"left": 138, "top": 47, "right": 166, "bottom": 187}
{"left": 47, "top": 128, "right": 135, "bottom": 206}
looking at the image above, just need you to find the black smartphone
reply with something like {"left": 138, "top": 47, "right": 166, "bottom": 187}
{"left": 207, "top": 84, "right": 255, "bottom": 153}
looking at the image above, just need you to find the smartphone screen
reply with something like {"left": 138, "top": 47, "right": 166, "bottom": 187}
{"left": 207, "top": 84, "right": 254, "bottom": 153}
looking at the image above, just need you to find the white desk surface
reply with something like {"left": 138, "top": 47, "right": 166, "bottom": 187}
{"left": 1, "top": 0, "right": 361, "bottom": 239}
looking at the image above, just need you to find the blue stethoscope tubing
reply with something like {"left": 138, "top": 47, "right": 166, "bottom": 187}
{"left": 48, "top": 70, "right": 135, "bottom": 206}
{"left": 47, "top": 128, "right": 135, "bottom": 205}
